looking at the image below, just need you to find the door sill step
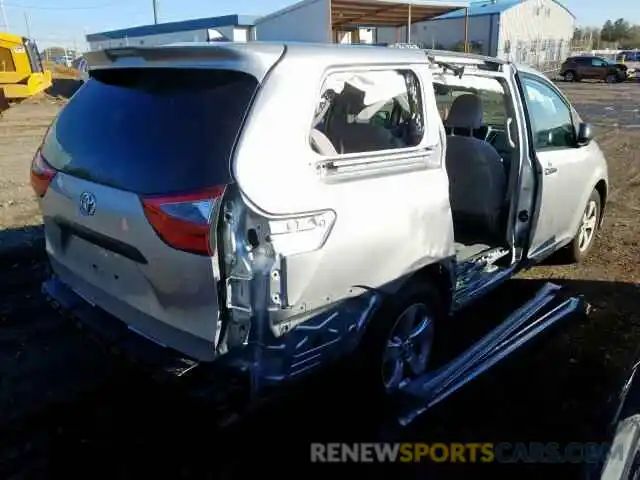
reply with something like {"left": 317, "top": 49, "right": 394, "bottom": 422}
{"left": 395, "top": 282, "right": 587, "bottom": 426}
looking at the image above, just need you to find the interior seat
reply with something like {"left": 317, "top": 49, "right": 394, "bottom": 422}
{"left": 310, "top": 128, "right": 338, "bottom": 156}
{"left": 444, "top": 94, "right": 507, "bottom": 240}
{"left": 444, "top": 95, "right": 489, "bottom": 141}
{"left": 324, "top": 83, "right": 398, "bottom": 154}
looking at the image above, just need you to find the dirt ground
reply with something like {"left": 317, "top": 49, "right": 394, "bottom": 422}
{"left": 0, "top": 78, "right": 639, "bottom": 479}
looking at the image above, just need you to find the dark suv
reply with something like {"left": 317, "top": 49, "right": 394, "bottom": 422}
{"left": 560, "top": 55, "right": 631, "bottom": 83}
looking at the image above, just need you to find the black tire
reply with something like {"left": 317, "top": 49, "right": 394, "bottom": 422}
{"left": 605, "top": 73, "right": 619, "bottom": 83}
{"left": 564, "top": 70, "right": 578, "bottom": 82}
{"left": 563, "top": 189, "right": 601, "bottom": 263}
{"left": 356, "top": 279, "right": 445, "bottom": 404}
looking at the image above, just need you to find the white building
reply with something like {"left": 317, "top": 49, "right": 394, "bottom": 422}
{"left": 86, "top": 14, "right": 258, "bottom": 51}
{"left": 86, "top": 0, "right": 470, "bottom": 50}
{"left": 253, "top": 0, "right": 467, "bottom": 44}
{"left": 377, "top": 0, "right": 575, "bottom": 64}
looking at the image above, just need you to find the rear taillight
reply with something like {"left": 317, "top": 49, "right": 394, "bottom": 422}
{"left": 141, "top": 186, "right": 226, "bottom": 256}
{"left": 30, "top": 150, "right": 57, "bottom": 197}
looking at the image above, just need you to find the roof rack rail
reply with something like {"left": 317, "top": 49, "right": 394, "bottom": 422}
{"left": 387, "top": 43, "right": 420, "bottom": 49}
{"left": 423, "top": 49, "right": 505, "bottom": 72}
{"left": 426, "top": 54, "right": 465, "bottom": 78}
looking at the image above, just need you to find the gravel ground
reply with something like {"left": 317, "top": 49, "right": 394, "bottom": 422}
{"left": 0, "top": 79, "right": 638, "bottom": 479}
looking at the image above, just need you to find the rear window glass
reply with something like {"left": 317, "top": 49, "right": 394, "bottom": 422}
{"left": 433, "top": 76, "right": 507, "bottom": 125}
{"left": 41, "top": 68, "right": 258, "bottom": 195}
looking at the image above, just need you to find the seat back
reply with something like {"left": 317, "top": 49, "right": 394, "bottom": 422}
{"left": 325, "top": 83, "right": 397, "bottom": 153}
{"left": 444, "top": 94, "right": 507, "bottom": 237}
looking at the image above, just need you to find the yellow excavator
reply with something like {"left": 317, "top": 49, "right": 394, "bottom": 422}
{"left": 0, "top": 32, "right": 52, "bottom": 110}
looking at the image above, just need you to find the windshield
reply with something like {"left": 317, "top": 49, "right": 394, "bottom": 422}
{"left": 23, "top": 38, "right": 44, "bottom": 73}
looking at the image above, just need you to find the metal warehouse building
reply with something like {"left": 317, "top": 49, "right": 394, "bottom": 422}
{"left": 86, "top": 0, "right": 471, "bottom": 50}
{"left": 377, "top": 0, "right": 575, "bottom": 64}
{"left": 86, "top": 14, "right": 258, "bottom": 50}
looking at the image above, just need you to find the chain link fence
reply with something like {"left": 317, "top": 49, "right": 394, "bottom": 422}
{"left": 501, "top": 39, "right": 575, "bottom": 76}
{"left": 499, "top": 40, "right": 633, "bottom": 78}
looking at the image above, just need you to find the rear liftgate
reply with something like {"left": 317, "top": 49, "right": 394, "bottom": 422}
{"left": 394, "top": 282, "right": 588, "bottom": 427}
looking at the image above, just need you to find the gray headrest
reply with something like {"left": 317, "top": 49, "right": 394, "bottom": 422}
{"left": 334, "top": 83, "right": 365, "bottom": 116}
{"left": 446, "top": 94, "right": 483, "bottom": 130}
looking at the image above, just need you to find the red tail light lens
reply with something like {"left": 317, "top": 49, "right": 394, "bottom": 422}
{"left": 141, "top": 186, "right": 226, "bottom": 256}
{"left": 30, "top": 150, "right": 57, "bottom": 197}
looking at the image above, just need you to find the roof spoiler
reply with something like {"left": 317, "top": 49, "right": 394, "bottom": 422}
{"left": 83, "top": 44, "right": 248, "bottom": 69}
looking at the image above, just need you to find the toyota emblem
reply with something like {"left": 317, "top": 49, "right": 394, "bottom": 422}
{"left": 79, "top": 191, "right": 97, "bottom": 216}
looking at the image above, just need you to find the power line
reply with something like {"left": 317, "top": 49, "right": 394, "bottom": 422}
{"left": 3, "top": 1, "right": 125, "bottom": 11}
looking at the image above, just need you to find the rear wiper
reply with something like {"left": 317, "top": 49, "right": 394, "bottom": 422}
{"left": 427, "top": 55, "right": 465, "bottom": 79}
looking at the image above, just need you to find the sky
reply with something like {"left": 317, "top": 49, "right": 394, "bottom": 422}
{"left": 1, "top": 0, "right": 638, "bottom": 50}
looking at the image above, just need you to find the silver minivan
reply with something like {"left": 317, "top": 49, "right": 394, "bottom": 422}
{"left": 33, "top": 42, "right": 608, "bottom": 423}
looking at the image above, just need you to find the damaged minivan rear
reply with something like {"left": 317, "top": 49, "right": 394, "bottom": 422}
{"left": 34, "top": 51, "right": 275, "bottom": 362}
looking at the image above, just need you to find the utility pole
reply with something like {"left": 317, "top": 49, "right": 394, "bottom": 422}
{"left": 463, "top": 7, "right": 469, "bottom": 53}
{"left": 24, "top": 11, "right": 31, "bottom": 38}
{"left": 1, "top": 0, "right": 9, "bottom": 31}
{"left": 152, "top": 0, "right": 159, "bottom": 25}
{"left": 406, "top": 1, "right": 412, "bottom": 43}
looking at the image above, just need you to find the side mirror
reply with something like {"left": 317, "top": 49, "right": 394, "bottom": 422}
{"left": 577, "top": 123, "right": 594, "bottom": 146}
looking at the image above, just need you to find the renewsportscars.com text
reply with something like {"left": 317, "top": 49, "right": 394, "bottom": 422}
{"left": 311, "top": 442, "right": 616, "bottom": 464}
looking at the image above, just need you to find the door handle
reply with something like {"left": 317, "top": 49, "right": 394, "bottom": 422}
{"left": 544, "top": 166, "right": 557, "bottom": 175}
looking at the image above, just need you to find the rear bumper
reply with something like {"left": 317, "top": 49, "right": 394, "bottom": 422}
{"left": 43, "top": 275, "right": 201, "bottom": 377}
{"left": 46, "top": 254, "right": 218, "bottom": 362}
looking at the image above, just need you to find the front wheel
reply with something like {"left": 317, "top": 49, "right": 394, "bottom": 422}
{"left": 605, "top": 73, "right": 620, "bottom": 83}
{"left": 357, "top": 280, "right": 444, "bottom": 401}
{"left": 564, "top": 189, "right": 601, "bottom": 263}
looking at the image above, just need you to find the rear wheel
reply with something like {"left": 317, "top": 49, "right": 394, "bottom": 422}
{"left": 358, "top": 280, "right": 443, "bottom": 402}
{"left": 564, "top": 70, "right": 577, "bottom": 82}
{"left": 564, "top": 189, "right": 601, "bottom": 263}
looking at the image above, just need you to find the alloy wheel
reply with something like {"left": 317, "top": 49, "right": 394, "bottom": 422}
{"left": 578, "top": 200, "right": 598, "bottom": 252}
{"left": 382, "top": 302, "right": 434, "bottom": 391}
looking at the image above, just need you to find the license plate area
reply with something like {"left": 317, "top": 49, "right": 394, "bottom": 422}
{"left": 63, "top": 235, "right": 132, "bottom": 294}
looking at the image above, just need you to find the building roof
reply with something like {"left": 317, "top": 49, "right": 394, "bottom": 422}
{"left": 432, "top": 0, "right": 574, "bottom": 20}
{"left": 86, "top": 14, "right": 258, "bottom": 42}
{"left": 256, "top": 0, "right": 469, "bottom": 28}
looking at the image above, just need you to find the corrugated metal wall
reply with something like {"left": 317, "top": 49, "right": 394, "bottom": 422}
{"left": 377, "top": 15, "right": 498, "bottom": 55}
{"left": 498, "top": 0, "right": 574, "bottom": 67}
{"left": 376, "top": 0, "right": 574, "bottom": 68}
{"left": 254, "top": 0, "right": 330, "bottom": 43}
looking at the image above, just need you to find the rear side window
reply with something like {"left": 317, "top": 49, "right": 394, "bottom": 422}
{"left": 41, "top": 68, "right": 258, "bottom": 195}
{"left": 309, "top": 69, "right": 424, "bottom": 156}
